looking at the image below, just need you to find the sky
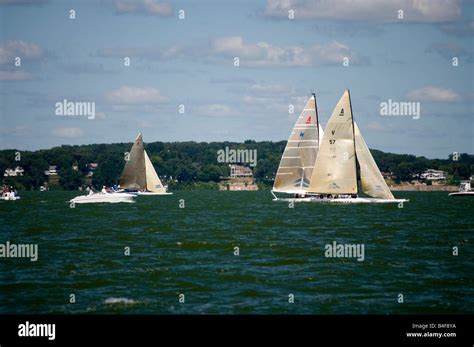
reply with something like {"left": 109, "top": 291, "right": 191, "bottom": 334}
{"left": 0, "top": 0, "right": 472, "bottom": 158}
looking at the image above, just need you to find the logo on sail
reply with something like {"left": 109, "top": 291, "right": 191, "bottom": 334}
{"left": 339, "top": 108, "right": 344, "bottom": 117}
{"left": 305, "top": 116, "right": 311, "bottom": 124}
{"left": 293, "top": 177, "right": 310, "bottom": 188}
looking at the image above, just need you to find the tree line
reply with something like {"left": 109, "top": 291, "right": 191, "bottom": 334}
{"left": 0, "top": 140, "right": 472, "bottom": 190}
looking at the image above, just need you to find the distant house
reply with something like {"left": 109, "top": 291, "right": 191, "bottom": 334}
{"left": 381, "top": 171, "right": 393, "bottom": 179}
{"left": 4, "top": 166, "right": 24, "bottom": 177}
{"left": 72, "top": 164, "right": 79, "bottom": 171}
{"left": 219, "top": 165, "right": 258, "bottom": 191}
{"left": 86, "top": 163, "right": 98, "bottom": 177}
{"left": 421, "top": 169, "right": 446, "bottom": 180}
{"left": 44, "top": 166, "right": 58, "bottom": 176}
{"left": 230, "top": 165, "right": 254, "bottom": 178}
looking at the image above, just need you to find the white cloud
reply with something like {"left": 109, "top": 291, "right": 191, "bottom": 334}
{"left": 210, "top": 36, "right": 363, "bottom": 67}
{"left": 104, "top": 86, "right": 167, "bottom": 104}
{"left": 264, "top": 0, "right": 461, "bottom": 23}
{"left": 0, "top": 40, "right": 44, "bottom": 64}
{"left": 99, "top": 37, "right": 362, "bottom": 68}
{"left": 97, "top": 45, "right": 186, "bottom": 60}
{"left": 112, "top": 0, "right": 172, "bottom": 16}
{"left": 0, "top": 70, "right": 32, "bottom": 81}
{"left": 0, "top": 0, "right": 48, "bottom": 5}
{"left": 51, "top": 127, "right": 83, "bottom": 138}
{"left": 407, "top": 86, "right": 461, "bottom": 102}
{"left": 196, "top": 103, "right": 237, "bottom": 117}
{"left": 249, "top": 83, "right": 293, "bottom": 96}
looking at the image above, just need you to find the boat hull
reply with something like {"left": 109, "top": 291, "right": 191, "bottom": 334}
{"left": 0, "top": 195, "right": 20, "bottom": 201}
{"left": 448, "top": 191, "right": 474, "bottom": 196}
{"left": 70, "top": 193, "right": 135, "bottom": 204}
{"left": 273, "top": 197, "right": 408, "bottom": 204}
{"left": 136, "top": 191, "right": 173, "bottom": 196}
{"left": 120, "top": 191, "right": 173, "bottom": 196}
{"left": 271, "top": 191, "right": 408, "bottom": 204}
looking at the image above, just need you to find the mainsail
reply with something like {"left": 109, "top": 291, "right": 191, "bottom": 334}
{"left": 119, "top": 133, "right": 166, "bottom": 193}
{"left": 119, "top": 133, "right": 146, "bottom": 190}
{"left": 144, "top": 150, "right": 166, "bottom": 193}
{"left": 308, "top": 90, "right": 357, "bottom": 194}
{"left": 354, "top": 122, "right": 394, "bottom": 199}
{"left": 273, "top": 95, "right": 323, "bottom": 193}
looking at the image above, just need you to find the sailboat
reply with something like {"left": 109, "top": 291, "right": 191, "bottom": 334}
{"left": 273, "top": 90, "right": 408, "bottom": 204}
{"left": 271, "top": 93, "right": 324, "bottom": 200}
{"left": 118, "top": 133, "right": 172, "bottom": 196}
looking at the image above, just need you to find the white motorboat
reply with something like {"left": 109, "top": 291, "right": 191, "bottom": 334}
{"left": 70, "top": 192, "right": 135, "bottom": 204}
{"left": 449, "top": 181, "right": 474, "bottom": 197}
{"left": 1, "top": 192, "right": 20, "bottom": 201}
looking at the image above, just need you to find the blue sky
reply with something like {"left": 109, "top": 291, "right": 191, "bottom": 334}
{"left": 0, "top": 0, "right": 472, "bottom": 158}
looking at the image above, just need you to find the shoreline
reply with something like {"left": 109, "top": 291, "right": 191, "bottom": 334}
{"left": 390, "top": 185, "right": 458, "bottom": 192}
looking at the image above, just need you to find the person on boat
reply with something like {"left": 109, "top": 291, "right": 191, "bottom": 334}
{"left": 101, "top": 186, "right": 107, "bottom": 194}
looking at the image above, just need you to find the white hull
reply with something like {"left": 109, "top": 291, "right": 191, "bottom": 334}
{"left": 271, "top": 191, "right": 407, "bottom": 204}
{"left": 449, "top": 191, "right": 474, "bottom": 196}
{"left": 274, "top": 197, "right": 408, "bottom": 204}
{"left": 70, "top": 192, "right": 135, "bottom": 204}
{"left": 0, "top": 195, "right": 20, "bottom": 201}
{"left": 120, "top": 191, "right": 172, "bottom": 196}
{"left": 136, "top": 191, "right": 173, "bottom": 196}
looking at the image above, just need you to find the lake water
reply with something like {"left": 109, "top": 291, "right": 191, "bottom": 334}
{"left": 1, "top": 190, "right": 473, "bottom": 314}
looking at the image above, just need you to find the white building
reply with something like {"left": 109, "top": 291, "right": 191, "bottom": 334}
{"left": 421, "top": 169, "right": 446, "bottom": 180}
{"left": 44, "top": 166, "right": 58, "bottom": 176}
{"left": 86, "top": 163, "right": 98, "bottom": 177}
{"left": 229, "top": 164, "right": 253, "bottom": 178}
{"left": 3, "top": 166, "right": 24, "bottom": 177}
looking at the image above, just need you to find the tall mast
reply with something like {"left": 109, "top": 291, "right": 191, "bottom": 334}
{"left": 312, "top": 92, "right": 319, "bottom": 144}
{"left": 347, "top": 89, "right": 358, "bottom": 194}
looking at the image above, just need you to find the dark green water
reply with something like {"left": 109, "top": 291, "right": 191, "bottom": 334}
{"left": 0, "top": 191, "right": 473, "bottom": 314}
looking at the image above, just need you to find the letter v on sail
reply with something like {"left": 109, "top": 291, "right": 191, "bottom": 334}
{"left": 272, "top": 94, "right": 324, "bottom": 200}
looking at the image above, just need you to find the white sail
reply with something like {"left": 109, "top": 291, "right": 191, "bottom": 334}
{"left": 308, "top": 90, "right": 357, "bottom": 194}
{"left": 354, "top": 122, "right": 394, "bottom": 199}
{"left": 119, "top": 133, "right": 146, "bottom": 190}
{"left": 273, "top": 95, "right": 321, "bottom": 193}
{"left": 144, "top": 150, "right": 166, "bottom": 193}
